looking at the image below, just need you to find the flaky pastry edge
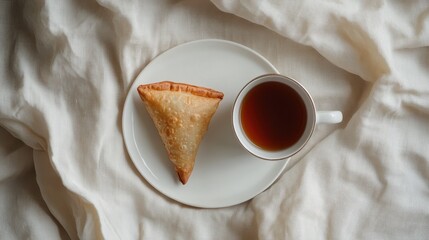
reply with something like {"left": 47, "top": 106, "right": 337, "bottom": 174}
{"left": 137, "top": 81, "right": 224, "bottom": 99}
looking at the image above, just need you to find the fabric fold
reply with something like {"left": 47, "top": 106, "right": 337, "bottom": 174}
{"left": 211, "top": 0, "right": 429, "bottom": 239}
{"left": 1, "top": 0, "right": 428, "bottom": 239}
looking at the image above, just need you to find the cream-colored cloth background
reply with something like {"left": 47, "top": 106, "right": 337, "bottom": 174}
{"left": 1, "top": 0, "right": 428, "bottom": 239}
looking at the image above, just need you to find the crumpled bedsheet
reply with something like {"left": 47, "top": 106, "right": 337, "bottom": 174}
{"left": 1, "top": 0, "right": 428, "bottom": 239}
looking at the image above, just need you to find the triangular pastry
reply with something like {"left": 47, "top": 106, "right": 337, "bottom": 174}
{"left": 137, "top": 81, "right": 224, "bottom": 184}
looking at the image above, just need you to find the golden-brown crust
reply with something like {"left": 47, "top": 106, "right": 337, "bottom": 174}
{"left": 176, "top": 168, "right": 190, "bottom": 185}
{"left": 136, "top": 81, "right": 223, "bottom": 185}
{"left": 138, "top": 81, "right": 224, "bottom": 99}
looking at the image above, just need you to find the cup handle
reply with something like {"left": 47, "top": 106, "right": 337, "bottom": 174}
{"left": 316, "top": 111, "right": 343, "bottom": 124}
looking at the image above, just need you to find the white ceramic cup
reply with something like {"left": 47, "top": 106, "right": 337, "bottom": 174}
{"left": 232, "top": 74, "right": 343, "bottom": 160}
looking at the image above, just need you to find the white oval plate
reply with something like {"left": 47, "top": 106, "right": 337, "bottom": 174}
{"left": 122, "top": 39, "right": 289, "bottom": 208}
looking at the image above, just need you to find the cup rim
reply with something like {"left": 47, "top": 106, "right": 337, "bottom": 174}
{"left": 232, "top": 73, "right": 316, "bottom": 160}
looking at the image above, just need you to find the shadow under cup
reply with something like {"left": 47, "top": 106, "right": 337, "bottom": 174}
{"left": 232, "top": 74, "right": 317, "bottom": 160}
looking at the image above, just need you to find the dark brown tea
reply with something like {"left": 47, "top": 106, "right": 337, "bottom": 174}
{"left": 240, "top": 81, "right": 307, "bottom": 151}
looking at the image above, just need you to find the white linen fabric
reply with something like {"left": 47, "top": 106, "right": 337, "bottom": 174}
{"left": 211, "top": 0, "right": 429, "bottom": 239}
{"left": 0, "top": 0, "right": 427, "bottom": 239}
